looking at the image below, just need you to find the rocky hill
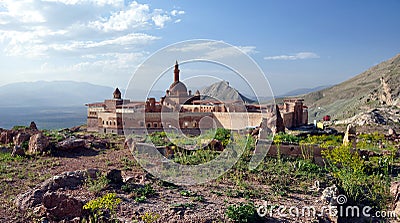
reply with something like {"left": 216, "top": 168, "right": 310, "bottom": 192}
{"left": 301, "top": 54, "right": 400, "bottom": 125}
{"left": 200, "top": 81, "right": 255, "bottom": 103}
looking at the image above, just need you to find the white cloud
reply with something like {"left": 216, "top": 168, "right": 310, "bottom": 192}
{"left": 0, "top": 0, "right": 184, "bottom": 85}
{"left": 168, "top": 41, "right": 257, "bottom": 60}
{"left": 264, "top": 52, "right": 320, "bottom": 60}
{"left": 171, "top": 10, "right": 185, "bottom": 16}
{"left": 88, "top": 1, "right": 151, "bottom": 32}
{"left": 152, "top": 14, "right": 171, "bottom": 28}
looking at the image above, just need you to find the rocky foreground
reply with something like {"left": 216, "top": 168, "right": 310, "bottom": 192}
{"left": 1, "top": 123, "right": 400, "bottom": 222}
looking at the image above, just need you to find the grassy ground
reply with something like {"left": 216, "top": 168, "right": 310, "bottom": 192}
{"left": 0, "top": 129, "right": 398, "bottom": 222}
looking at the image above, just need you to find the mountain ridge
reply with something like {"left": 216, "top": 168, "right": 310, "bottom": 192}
{"left": 299, "top": 53, "right": 400, "bottom": 123}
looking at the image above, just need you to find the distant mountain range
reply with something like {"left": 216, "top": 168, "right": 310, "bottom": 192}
{"left": 0, "top": 81, "right": 114, "bottom": 107}
{"left": 278, "top": 85, "right": 331, "bottom": 97}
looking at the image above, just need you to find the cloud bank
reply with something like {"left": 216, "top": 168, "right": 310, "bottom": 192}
{"left": 0, "top": 0, "right": 184, "bottom": 86}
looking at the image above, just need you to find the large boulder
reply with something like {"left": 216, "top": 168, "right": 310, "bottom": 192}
{"left": 15, "top": 169, "right": 100, "bottom": 211}
{"left": 106, "top": 169, "right": 123, "bottom": 184}
{"left": 13, "top": 132, "right": 31, "bottom": 147}
{"left": 42, "top": 191, "right": 84, "bottom": 220}
{"left": 15, "top": 188, "right": 46, "bottom": 211}
{"left": 27, "top": 133, "right": 50, "bottom": 155}
{"left": 57, "top": 138, "right": 86, "bottom": 150}
{"left": 11, "top": 132, "right": 31, "bottom": 156}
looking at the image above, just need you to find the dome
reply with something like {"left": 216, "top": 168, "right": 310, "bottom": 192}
{"left": 169, "top": 81, "right": 188, "bottom": 95}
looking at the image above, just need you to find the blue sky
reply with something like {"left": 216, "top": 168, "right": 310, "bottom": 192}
{"left": 0, "top": 0, "right": 399, "bottom": 95}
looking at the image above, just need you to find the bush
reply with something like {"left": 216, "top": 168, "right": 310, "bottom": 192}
{"left": 274, "top": 133, "right": 301, "bottom": 144}
{"left": 226, "top": 202, "right": 258, "bottom": 222}
{"left": 322, "top": 144, "right": 391, "bottom": 209}
{"left": 86, "top": 173, "right": 110, "bottom": 194}
{"left": 83, "top": 193, "right": 121, "bottom": 222}
{"left": 214, "top": 128, "right": 231, "bottom": 147}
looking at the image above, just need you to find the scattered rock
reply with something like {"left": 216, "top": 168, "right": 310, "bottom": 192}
{"left": 0, "top": 130, "right": 15, "bottom": 144}
{"left": 27, "top": 132, "right": 50, "bottom": 155}
{"left": 15, "top": 169, "right": 99, "bottom": 212}
{"left": 390, "top": 181, "right": 400, "bottom": 216}
{"left": 11, "top": 145, "right": 25, "bottom": 156}
{"left": 91, "top": 139, "right": 109, "bottom": 150}
{"left": 42, "top": 191, "right": 84, "bottom": 221}
{"left": 389, "top": 128, "right": 397, "bottom": 137}
{"left": 208, "top": 139, "right": 224, "bottom": 151}
{"left": 57, "top": 138, "right": 86, "bottom": 150}
{"left": 320, "top": 185, "right": 339, "bottom": 205}
{"left": 106, "top": 169, "right": 123, "bottom": 184}
{"left": 29, "top": 121, "right": 38, "bottom": 131}
{"left": 69, "top": 126, "right": 81, "bottom": 133}
{"left": 15, "top": 188, "right": 46, "bottom": 211}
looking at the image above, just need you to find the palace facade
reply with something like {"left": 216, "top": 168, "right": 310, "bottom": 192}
{"left": 86, "top": 62, "right": 308, "bottom": 135}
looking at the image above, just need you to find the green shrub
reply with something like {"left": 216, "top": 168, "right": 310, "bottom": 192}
{"left": 133, "top": 184, "right": 156, "bottom": 203}
{"left": 226, "top": 202, "right": 257, "bottom": 222}
{"left": 140, "top": 212, "right": 160, "bottom": 223}
{"left": 214, "top": 128, "right": 231, "bottom": 147}
{"left": 322, "top": 144, "right": 391, "bottom": 209}
{"left": 86, "top": 173, "right": 110, "bottom": 194}
{"left": 83, "top": 193, "right": 121, "bottom": 222}
{"left": 273, "top": 133, "right": 301, "bottom": 144}
{"left": 12, "top": 126, "right": 28, "bottom": 131}
{"left": 173, "top": 149, "right": 220, "bottom": 165}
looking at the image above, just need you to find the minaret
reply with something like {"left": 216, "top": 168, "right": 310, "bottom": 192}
{"left": 174, "top": 60, "right": 180, "bottom": 82}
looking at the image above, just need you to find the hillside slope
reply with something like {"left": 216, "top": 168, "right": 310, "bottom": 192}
{"left": 301, "top": 54, "right": 400, "bottom": 122}
{"left": 200, "top": 81, "right": 255, "bottom": 103}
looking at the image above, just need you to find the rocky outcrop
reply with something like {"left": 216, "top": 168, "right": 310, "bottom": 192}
{"left": 42, "top": 191, "right": 84, "bottom": 220}
{"left": 13, "top": 132, "right": 31, "bottom": 147}
{"left": 27, "top": 132, "right": 50, "bottom": 155}
{"left": 29, "top": 121, "right": 38, "bottom": 131}
{"left": 57, "top": 138, "right": 86, "bottom": 150}
{"left": 335, "top": 107, "right": 400, "bottom": 126}
{"left": 11, "top": 132, "right": 31, "bottom": 156}
{"left": 15, "top": 169, "right": 99, "bottom": 211}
